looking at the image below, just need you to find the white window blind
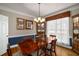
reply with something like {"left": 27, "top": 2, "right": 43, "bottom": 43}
{"left": 47, "top": 17, "right": 69, "bottom": 46}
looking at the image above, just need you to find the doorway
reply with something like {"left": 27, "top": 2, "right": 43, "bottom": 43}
{"left": 0, "top": 14, "right": 8, "bottom": 55}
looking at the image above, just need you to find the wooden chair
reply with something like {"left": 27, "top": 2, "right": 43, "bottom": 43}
{"left": 7, "top": 44, "right": 22, "bottom": 56}
{"left": 7, "top": 44, "right": 12, "bottom": 56}
{"left": 46, "top": 39, "right": 57, "bottom": 56}
{"left": 40, "top": 35, "right": 57, "bottom": 56}
{"left": 35, "top": 39, "right": 47, "bottom": 56}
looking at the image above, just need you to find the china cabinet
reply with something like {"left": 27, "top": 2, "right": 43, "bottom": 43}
{"left": 72, "top": 14, "right": 79, "bottom": 54}
{"left": 36, "top": 22, "right": 46, "bottom": 39}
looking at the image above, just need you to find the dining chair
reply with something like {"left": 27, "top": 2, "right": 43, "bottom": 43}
{"left": 40, "top": 35, "right": 57, "bottom": 56}
{"left": 7, "top": 44, "right": 22, "bottom": 56}
{"left": 7, "top": 44, "right": 12, "bottom": 56}
{"left": 46, "top": 39, "right": 57, "bottom": 56}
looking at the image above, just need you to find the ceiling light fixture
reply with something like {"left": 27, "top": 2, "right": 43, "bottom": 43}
{"left": 34, "top": 3, "right": 45, "bottom": 23}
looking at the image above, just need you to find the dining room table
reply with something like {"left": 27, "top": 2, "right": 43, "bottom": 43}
{"left": 18, "top": 38, "right": 47, "bottom": 56}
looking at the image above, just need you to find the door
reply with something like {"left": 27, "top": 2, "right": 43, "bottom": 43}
{"left": 0, "top": 14, "right": 8, "bottom": 55}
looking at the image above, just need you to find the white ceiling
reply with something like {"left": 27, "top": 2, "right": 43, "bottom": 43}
{"left": 0, "top": 3, "right": 77, "bottom": 17}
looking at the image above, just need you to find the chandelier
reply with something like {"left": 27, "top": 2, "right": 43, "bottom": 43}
{"left": 34, "top": 3, "right": 45, "bottom": 23}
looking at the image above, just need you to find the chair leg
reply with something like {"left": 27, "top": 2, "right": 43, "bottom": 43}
{"left": 54, "top": 50, "right": 56, "bottom": 56}
{"left": 7, "top": 49, "right": 12, "bottom": 56}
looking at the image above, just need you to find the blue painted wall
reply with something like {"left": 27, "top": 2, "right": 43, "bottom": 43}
{"left": 9, "top": 35, "right": 35, "bottom": 46}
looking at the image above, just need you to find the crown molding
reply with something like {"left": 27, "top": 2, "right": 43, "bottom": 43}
{"left": 45, "top": 4, "right": 79, "bottom": 18}
{"left": 0, "top": 6, "right": 34, "bottom": 18}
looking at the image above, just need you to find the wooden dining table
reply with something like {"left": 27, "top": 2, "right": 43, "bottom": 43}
{"left": 19, "top": 39, "right": 47, "bottom": 56}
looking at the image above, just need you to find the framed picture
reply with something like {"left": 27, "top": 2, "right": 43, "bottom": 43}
{"left": 17, "top": 18, "right": 25, "bottom": 30}
{"left": 25, "top": 20, "right": 33, "bottom": 29}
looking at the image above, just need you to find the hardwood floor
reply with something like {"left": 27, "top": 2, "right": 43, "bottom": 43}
{"left": 56, "top": 46, "right": 78, "bottom": 56}
{"left": 2, "top": 47, "right": 20, "bottom": 56}
{"left": 2, "top": 45, "right": 79, "bottom": 56}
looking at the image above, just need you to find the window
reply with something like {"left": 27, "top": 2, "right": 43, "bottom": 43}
{"left": 47, "top": 17, "right": 69, "bottom": 46}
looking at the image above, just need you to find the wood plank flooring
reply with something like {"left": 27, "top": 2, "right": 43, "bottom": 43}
{"left": 56, "top": 46, "right": 78, "bottom": 56}
{"left": 2, "top": 45, "right": 79, "bottom": 56}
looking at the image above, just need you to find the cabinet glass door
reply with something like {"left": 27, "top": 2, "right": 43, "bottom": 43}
{"left": 73, "top": 16, "right": 79, "bottom": 39}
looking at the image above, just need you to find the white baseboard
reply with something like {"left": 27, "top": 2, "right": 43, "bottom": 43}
{"left": 57, "top": 43, "right": 72, "bottom": 49}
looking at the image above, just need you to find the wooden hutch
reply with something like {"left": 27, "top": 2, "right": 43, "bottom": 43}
{"left": 36, "top": 22, "right": 46, "bottom": 39}
{"left": 72, "top": 14, "right": 79, "bottom": 54}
